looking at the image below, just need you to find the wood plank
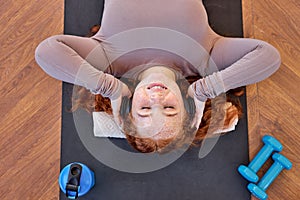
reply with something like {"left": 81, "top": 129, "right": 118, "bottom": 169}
{"left": 0, "top": 0, "right": 63, "bottom": 199}
{"left": 0, "top": 1, "right": 64, "bottom": 89}
{"left": 242, "top": 0, "right": 254, "bottom": 38}
{"left": 251, "top": 0, "right": 300, "bottom": 76}
{"left": 244, "top": 0, "right": 300, "bottom": 199}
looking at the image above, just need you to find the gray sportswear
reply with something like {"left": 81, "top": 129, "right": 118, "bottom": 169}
{"left": 35, "top": 0, "right": 281, "bottom": 101}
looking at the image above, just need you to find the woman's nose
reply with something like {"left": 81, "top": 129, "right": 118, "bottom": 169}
{"left": 150, "top": 92, "right": 164, "bottom": 102}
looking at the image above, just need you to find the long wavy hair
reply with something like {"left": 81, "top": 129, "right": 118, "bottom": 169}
{"left": 71, "top": 25, "right": 244, "bottom": 153}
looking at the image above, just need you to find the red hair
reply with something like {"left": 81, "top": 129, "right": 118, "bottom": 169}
{"left": 70, "top": 25, "right": 245, "bottom": 153}
{"left": 71, "top": 84, "right": 244, "bottom": 153}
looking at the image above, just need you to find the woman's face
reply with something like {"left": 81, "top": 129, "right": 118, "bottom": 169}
{"left": 131, "top": 73, "right": 185, "bottom": 140}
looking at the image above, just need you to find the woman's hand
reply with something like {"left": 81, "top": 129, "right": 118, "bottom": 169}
{"left": 187, "top": 83, "right": 206, "bottom": 129}
{"left": 110, "top": 82, "right": 132, "bottom": 128}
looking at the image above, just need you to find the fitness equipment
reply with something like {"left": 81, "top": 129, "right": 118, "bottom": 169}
{"left": 59, "top": 163, "right": 95, "bottom": 199}
{"left": 247, "top": 153, "right": 292, "bottom": 200}
{"left": 238, "top": 135, "right": 282, "bottom": 182}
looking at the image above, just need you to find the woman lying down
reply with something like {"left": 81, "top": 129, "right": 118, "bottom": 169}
{"left": 35, "top": 0, "right": 281, "bottom": 153}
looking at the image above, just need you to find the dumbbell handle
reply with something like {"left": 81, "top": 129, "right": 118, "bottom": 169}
{"left": 258, "top": 162, "right": 283, "bottom": 191}
{"left": 248, "top": 145, "right": 274, "bottom": 172}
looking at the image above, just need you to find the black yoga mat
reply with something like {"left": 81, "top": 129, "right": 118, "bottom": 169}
{"left": 61, "top": 0, "right": 250, "bottom": 199}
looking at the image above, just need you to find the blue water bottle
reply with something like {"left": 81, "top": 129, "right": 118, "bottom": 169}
{"left": 59, "top": 162, "right": 95, "bottom": 199}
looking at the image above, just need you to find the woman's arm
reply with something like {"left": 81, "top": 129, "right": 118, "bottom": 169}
{"left": 191, "top": 37, "right": 281, "bottom": 101}
{"left": 35, "top": 34, "right": 121, "bottom": 99}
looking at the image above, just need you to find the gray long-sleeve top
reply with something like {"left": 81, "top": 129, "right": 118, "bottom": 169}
{"left": 35, "top": 0, "right": 281, "bottom": 101}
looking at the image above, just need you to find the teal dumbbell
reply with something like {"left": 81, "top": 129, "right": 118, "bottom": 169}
{"left": 247, "top": 153, "right": 292, "bottom": 200}
{"left": 238, "top": 135, "right": 282, "bottom": 183}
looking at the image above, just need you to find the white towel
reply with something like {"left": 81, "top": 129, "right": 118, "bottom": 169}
{"left": 93, "top": 112, "right": 126, "bottom": 138}
{"left": 92, "top": 112, "right": 239, "bottom": 138}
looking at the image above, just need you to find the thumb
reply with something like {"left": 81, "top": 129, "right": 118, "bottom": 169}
{"left": 191, "top": 99, "right": 206, "bottom": 128}
{"left": 187, "top": 82, "right": 196, "bottom": 98}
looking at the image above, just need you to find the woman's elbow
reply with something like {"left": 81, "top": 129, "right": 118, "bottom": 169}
{"left": 35, "top": 36, "right": 61, "bottom": 77}
{"left": 35, "top": 37, "right": 52, "bottom": 70}
{"left": 265, "top": 42, "right": 281, "bottom": 74}
{"left": 35, "top": 39, "right": 47, "bottom": 67}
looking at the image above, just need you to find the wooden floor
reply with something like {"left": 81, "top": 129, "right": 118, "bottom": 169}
{"left": 243, "top": 0, "right": 300, "bottom": 199}
{"left": 0, "top": 0, "right": 299, "bottom": 199}
{"left": 0, "top": 0, "right": 64, "bottom": 199}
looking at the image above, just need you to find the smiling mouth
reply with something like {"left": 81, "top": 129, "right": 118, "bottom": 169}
{"left": 147, "top": 83, "right": 168, "bottom": 90}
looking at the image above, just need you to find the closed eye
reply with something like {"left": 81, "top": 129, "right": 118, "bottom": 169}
{"left": 141, "top": 106, "right": 174, "bottom": 109}
{"left": 166, "top": 113, "right": 178, "bottom": 117}
{"left": 164, "top": 106, "right": 177, "bottom": 116}
{"left": 138, "top": 107, "right": 151, "bottom": 117}
{"left": 141, "top": 107, "right": 151, "bottom": 110}
{"left": 137, "top": 114, "right": 150, "bottom": 117}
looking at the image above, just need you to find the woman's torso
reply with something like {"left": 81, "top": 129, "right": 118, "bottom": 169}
{"left": 92, "top": 0, "right": 219, "bottom": 78}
